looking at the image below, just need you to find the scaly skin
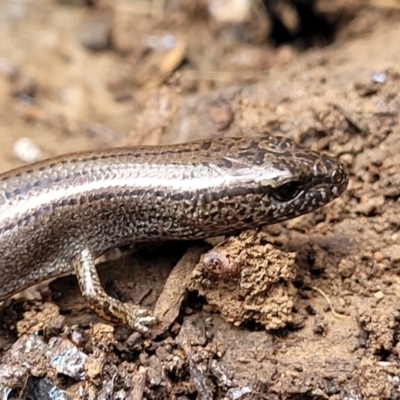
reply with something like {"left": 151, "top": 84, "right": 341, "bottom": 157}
{"left": 0, "top": 136, "right": 348, "bottom": 332}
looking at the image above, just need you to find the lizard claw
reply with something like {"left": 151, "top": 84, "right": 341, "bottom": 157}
{"left": 128, "top": 307, "right": 157, "bottom": 333}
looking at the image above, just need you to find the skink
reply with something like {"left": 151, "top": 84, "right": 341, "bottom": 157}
{"left": 0, "top": 136, "right": 349, "bottom": 332}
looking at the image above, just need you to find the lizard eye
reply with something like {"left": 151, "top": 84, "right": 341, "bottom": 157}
{"left": 272, "top": 181, "right": 302, "bottom": 202}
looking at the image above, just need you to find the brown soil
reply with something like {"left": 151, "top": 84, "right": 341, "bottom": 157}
{"left": 1, "top": 1, "right": 400, "bottom": 399}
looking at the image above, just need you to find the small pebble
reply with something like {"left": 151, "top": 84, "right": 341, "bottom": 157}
{"left": 207, "top": 0, "right": 251, "bottom": 23}
{"left": 371, "top": 72, "right": 387, "bottom": 84}
{"left": 373, "top": 251, "right": 383, "bottom": 262}
{"left": 143, "top": 34, "right": 177, "bottom": 51}
{"left": 374, "top": 291, "right": 384, "bottom": 300}
{"left": 13, "top": 137, "right": 42, "bottom": 163}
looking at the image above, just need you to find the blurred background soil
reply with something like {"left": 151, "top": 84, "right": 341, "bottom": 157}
{"left": 1, "top": 1, "right": 400, "bottom": 399}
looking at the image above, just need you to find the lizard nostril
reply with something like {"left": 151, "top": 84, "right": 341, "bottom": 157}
{"left": 332, "top": 169, "right": 342, "bottom": 184}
